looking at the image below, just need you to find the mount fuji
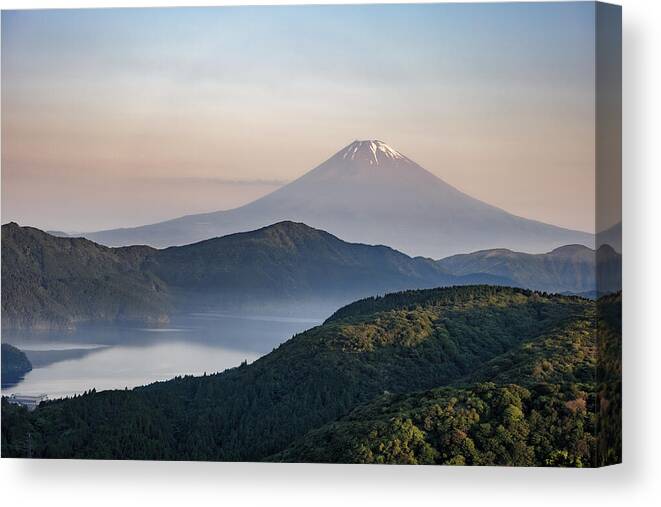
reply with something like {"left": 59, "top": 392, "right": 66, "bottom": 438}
{"left": 84, "top": 140, "right": 593, "bottom": 258}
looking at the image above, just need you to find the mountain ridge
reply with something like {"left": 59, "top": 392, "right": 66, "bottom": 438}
{"left": 437, "top": 243, "right": 620, "bottom": 294}
{"left": 1, "top": 222, "right": 170, "bottom": 329}
{"left": 1, "top": 220, "right": 618, "bottom": 330}
{"left": 1, "top": 221, "right": 510, "bottom": 329}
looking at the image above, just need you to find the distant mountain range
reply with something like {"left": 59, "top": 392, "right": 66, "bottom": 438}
{"left": 437, "top": 243, "right": 621, "bottom": 294}
{"left": 1, "top": 221, "right": 504, "bottom": 329}
{"left": 1, "top": 221, "right": 620, "bottom": 330}
{"left": 598, "top": 221, "right": 622, "bottom": 252}
{"left": 82, "top": 140, "right": 594, "bottom": 258}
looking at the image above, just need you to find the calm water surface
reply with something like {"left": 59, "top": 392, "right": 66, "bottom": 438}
{"left": 1, "top": 311, "right": 322, "bottom": 399}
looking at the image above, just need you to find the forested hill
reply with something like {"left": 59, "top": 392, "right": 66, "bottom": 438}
{"left": 1, "top": 286, "right": 619, "bottom": 466}
{"left": 1, "top": 221, "right": 509, "bottom": 329}
{"left": 275, "top": 292, "right": 620, "bottom": 466}
{"left": 1, "top": 222, "right": 170, "bottom": 329}
{"left": 142, "top": 220, "right": 501, "bottom": 300}
{"left": 1, "top": 344, "right": 32, "bottom": 388}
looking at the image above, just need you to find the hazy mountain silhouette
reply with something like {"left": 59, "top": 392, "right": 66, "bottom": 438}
{"left": 437, "top": 243, "right": 621, "bottom": 294}
{"left": 597, "top": 221, "right": 622, "bottom": 252}
{"left": 84, "top": 140, "right": 593, "bottom": 258}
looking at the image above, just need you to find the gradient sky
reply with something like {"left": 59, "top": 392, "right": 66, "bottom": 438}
{"left": 1, "top": 2, "right": 598, "bottom": 233}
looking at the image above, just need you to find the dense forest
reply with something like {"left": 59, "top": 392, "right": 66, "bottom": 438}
{"left": 273, "top": 383, "right": 596, "bottom": 466}
{"left": 1, "top": 222, "right": 170, "bottom": 329}
{"left": 1, "top": 286, "right": 621, "bottom": 466}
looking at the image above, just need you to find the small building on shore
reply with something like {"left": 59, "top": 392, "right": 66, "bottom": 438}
{"left": 7, "top": 393, "right": 48, "bottom": 411}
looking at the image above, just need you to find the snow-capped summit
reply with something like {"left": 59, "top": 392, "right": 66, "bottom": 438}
{"left": 338, "top": 140, "right": 406, "bottom": 165}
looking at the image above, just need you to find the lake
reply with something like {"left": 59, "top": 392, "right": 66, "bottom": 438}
{"left": 1, "top": 311, "right": 323, "bottom": 399}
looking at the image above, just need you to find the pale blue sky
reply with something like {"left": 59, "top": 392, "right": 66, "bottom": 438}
{"left": 2, "top": 3, "right": 597, "bottom": 232}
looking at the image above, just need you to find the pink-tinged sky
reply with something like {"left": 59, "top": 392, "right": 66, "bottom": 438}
{"left": 2, "top": 3, "right": 599, "bottom": 233}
